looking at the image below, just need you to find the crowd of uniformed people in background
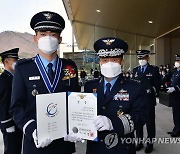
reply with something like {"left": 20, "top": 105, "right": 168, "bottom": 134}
{"left": 0, "top": 10, "right": 180, "bottom": 154}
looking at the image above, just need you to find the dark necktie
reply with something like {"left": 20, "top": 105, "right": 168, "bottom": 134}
{"left": 105, "top": 83, "right": 111, "bottom": 99}
{"left": 47, "top": 63, "right": 54, "bottom": 83}
{"left": 141, "top": 67, "right": 144, "bottom": 73}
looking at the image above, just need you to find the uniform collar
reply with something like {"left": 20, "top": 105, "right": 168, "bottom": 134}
{"left": 141, "top": 63, "right": 148, "bottom": 70}
{"left": 5, "top": 69, "right": 14, "bottom": 76}
{"left": 39, "top": 54, "right": 57, "bottom": 72}
{"left": 104, "top": 75, "right": 119, "bottom": 92}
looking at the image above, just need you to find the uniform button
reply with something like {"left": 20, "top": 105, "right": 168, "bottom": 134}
{"left": 102, "top": 106, "right": 106, "bottom": 110}
{"left": 100, "top": 139, "right": 103, "bottom": 142}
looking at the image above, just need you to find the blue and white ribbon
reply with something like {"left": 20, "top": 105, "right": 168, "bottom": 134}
{"left": 35, "top": 54, "right": 62, "bottom": 93}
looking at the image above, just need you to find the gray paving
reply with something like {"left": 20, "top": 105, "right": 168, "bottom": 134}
{"left": 0, "top": 99, "right": 180, "bottom": 154}
{"left": 75, "top": 99, "right": 180, "bottom": 154}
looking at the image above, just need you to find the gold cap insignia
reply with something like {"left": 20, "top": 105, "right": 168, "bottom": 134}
{"left": 43, "top": 13, "right": 54, "bottom": 20}
{"left": 103, "top": 39, "right": 115, "bottom": 45}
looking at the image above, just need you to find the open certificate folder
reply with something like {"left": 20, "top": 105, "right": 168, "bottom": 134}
{"left": 36, "top": 92, "right": 97, "bottom": 144}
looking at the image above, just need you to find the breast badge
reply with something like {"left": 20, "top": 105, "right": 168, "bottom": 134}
{"left": 146, "top": 73, "right": 153, "bottom": 77}
{"left": 62, "top": 65, "right": 76, "bottom": 80}
{"left": 32, "top": 85, "right": 39, "bottom": 97}
{"left": 113, "top": 89, "right": 129, "bottom": 101}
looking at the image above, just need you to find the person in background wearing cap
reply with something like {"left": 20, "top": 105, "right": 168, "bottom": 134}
{"left": 132, "top": 50, "right": 161, "bottom": 153}
{"left": 84, "top": 37, "right": 147, "bottom": 154}
{"left": 0, "top": 48, "right": 23, "bottom": 154}
{"left": 9, "top": 11, "right": 79, "bottom": 154}
{"left": 167, "top": 54, "right": 180, "bottom": 137}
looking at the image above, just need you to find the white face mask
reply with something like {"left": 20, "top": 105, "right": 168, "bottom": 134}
{"left": 175, "top": 62, "right": 180, "bottom": 68}
{"left": 38, "top": 36, "right": 59, "bottom": 54}
{"left": 100, "top": 62, "right": 122, "bottom": 78}
{"left": 12, "top": 62, "right": 16, "bottom": 70}
{"left": 139, "top": 59, "right": 147, "bottom": 66}
{"left": 162, "top": 72, "right": 165, "bottom": 76}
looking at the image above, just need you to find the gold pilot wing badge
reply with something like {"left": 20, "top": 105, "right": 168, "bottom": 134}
{"left": 103, "top": 39, "right": 115, "bottom": 45}
{"left": 43, "top": 13, "right": 54, "bottom": 20}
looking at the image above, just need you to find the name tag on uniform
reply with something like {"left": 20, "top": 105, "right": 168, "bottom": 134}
{"left": 29, "top": 76, "right": 40, "bottom": 80}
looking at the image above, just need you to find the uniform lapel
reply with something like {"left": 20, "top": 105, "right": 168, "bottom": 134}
{"left": 4, "top": 70, "right": 13, "bottom": 78}
{"left": 143, "top": 63, "right": 150, "bottom": 75}
{"left": 137, "top": 66, "right": 143, "bottom": 76}
{"left": 97, "top": 78, "right": 105, "bottom": 106}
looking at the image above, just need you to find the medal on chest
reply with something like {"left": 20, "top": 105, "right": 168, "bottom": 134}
{"left": 113, "top": 89, "right": 129, "bottom": 101}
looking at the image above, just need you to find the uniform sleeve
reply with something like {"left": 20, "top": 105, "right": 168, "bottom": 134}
{"left": 84, "top": 82, "right": 89, "bottom": 92}
{"left": 0, "top": 77, "right": 14, "bottom": 130}
{"left": 10, "top": 66, "right": 36, "bottom": 140}
{"left": 132, "top": 68, "right": 136, "bottom": 78}
{"left": 173, "top": 73, "right": 180, "bottom": 93}
{"left": 69, "top": 61, "right": 80, "bottom": 92}
{"left": 110, "top": 85, "right": 147, "bottom": 136}
{"left": 152, "top": 66, "right": 161, "bottom": 93}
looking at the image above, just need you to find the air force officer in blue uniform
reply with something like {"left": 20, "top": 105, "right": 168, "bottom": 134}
{"left": 0, "top": 48, "right": 23, "bottom": 154}
{"left": 167, "top": 54, "right": 180, "bottom": 137}
{"left": 84, "top": 37, "right": 147, "bottom": 154}
{"left": 132, "top": 50, "right": 161, "bottom": 153}
{"left": 10, "top": 11, "right": 79, "bottom": 154}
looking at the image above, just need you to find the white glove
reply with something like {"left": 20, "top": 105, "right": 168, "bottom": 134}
{"left": 93, "top": 115, "right": 113, "bottom": 131}
{"left": 6, "top": 126, "right": 15, "bottom": 133}
{"left": 64, "top": 133, "right": 85, "bottom": 143}
{"left": 167, "top": 87, "right": 175, "bottom": 93}
{"left": 32, "top": 129, "right": 52, "bottom": 148}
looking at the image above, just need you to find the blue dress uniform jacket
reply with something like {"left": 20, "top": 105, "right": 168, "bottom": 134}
{"left": 132, "top": 63, "right": 161, "bottom": 142}
{"left": 84, "top": 75, "right": 147, "bottom": 154}
{"left": 0, "top": 70, "right": 23, "bottom": 154}
{"left": 170, "top": 69, "right": 180, "bottom": 132}
{"left": 132, "top": 63, "right": 161, "bottom": 107}
{"left": 10, "top": 56, "right": 79, "bottom": 154}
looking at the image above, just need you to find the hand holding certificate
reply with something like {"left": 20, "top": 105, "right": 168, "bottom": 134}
{"left": 36, "top": 92, "right": 97, "bottom": 143}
